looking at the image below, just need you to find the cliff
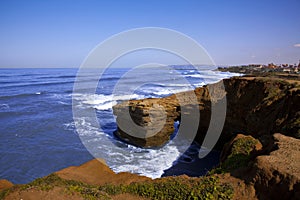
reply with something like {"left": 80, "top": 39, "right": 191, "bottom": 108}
{"left": 1, "top": 74, "right": 299, "bottom": 200}
{"left": 113, "top": 75, "right": 300, "bottom": 148}
{"left": 1, "top": 133, "right": 299, "bottom": 199}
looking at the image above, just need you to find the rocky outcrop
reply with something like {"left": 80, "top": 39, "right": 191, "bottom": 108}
{"left": 222, "top": 77, "right": 300, "bottom": 141}
{"left": 55, "top": 158, "right": 150, "bottom": 186}
{"left": 1, "top": 158, "right": 250, "bottom": 200}
{"left": 2, "top": 133, "right": 299, "bottom": 200}
{"left": 0, "top": 180, "right": 13, "bottom": 191}
{"left": 113, "top": 76, "right": 300, "bottom": 148}
{"left": 220, "top": 134, "right": 263, "bottom": 165}
{"left": 248, "top": 133, "right": 300, "bottom": 200}
{"left": 2, "top": 159, "right": 150, "bottom": 200}
{"left": 113, "top": 87, "right": 216, "bottom": 147}
{"left": 218, "top": 133, "right": 300, "bottom": 200}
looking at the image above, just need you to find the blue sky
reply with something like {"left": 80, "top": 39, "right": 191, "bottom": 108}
{"left": 0, "top": 0, "right": 300, "bottom": 67}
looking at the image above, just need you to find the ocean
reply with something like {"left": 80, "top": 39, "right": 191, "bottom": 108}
{"left": 0, "top": 67, "right": 240, "bottom": 184}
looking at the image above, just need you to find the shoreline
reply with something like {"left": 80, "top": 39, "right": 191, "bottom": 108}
{"left": 1, "top": 133, "right": 299, "bottom": 200}
{"left": 1, "top": 71, "right": 299, "bottom": 199}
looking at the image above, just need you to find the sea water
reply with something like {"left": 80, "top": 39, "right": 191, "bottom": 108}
{"left": 0, "top": 67, "right": 240, "bottom": 183}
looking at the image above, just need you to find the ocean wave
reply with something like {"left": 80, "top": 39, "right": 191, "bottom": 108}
{"left": 151, "top": 87, "right": 192, "bottom": 96}
{"left": 36, "top": 75, "right": 76, "bottom": 79}
{"left": 110, "top": 143, "right": 180, "bottom": 179}
{"left": 73, "top": 93, "right": 144, "bottom": 110}
{"left": 0, "top": 92, "right": 46, "bottom": 100}
{"left": 0, "top": 104, "right": 10, "bottom": 111}
{"left": 64, "top": 118, "right": 104, "bottom": 136}
{"left": 68, "top": 116, "right": 181, "bottom": 179}
{"left": 1, "top": 80, "right": 74, "bottom": 89}
{"left": 185, "top": 74, "right": 216, "bottom": 79}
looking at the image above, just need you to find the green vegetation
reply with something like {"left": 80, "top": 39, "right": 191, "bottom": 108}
{"left": 210, "top": 136, "right": 259, "bottom": 174}
{"left": 0, "top": 174, "right": 234, "bottom": 200}
{"left": 23, "top": 174, "right": 110, "bottom": 200}
{"left": 99, "top": 176, "right": 233, "bottom": 200}
{"left": 0, "top": 189, "right": 10, "bottom": 200}
{"left": 0, "top": 174, "right": 110, "bottom": 200}
{"left": 21, "top": 173, "right": 59, "bottom": 191}
{"left": 263, "top": 80, "right": 287, "bottom": 103}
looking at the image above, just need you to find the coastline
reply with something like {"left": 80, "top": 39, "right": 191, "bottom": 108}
{"left": 1, "top": 71, "right": 299, "bottom": 199}
{"left": 1, "top": 133, "right": 299, "bottom": 200}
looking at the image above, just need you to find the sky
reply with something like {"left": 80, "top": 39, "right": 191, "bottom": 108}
{"left": 0, "top": 0, "right": 300, "bottom": 67}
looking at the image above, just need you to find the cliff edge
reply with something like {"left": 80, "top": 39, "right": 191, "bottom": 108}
{"left": 113, "top": 75, "right": 300, "bottom": 148}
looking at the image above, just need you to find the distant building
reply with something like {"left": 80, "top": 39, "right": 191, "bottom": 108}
{"left": 267, "top": 63, "right": 277, "bottom": 69}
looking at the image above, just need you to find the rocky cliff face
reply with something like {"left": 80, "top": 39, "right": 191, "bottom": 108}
{"left": 2, "top": 75, "right": 299, "bottom": 200}
{"left": 248, "top": 133, "right": 300, "bottom": 200}
{"left": 222, "top": 77, "right": 300, "bottom": 140}
{"left": 2, "top": 133, "right": 299, "bottom": 200}
{"left": 216, "top": 133, "right": 300, "bottom": 200}
{"left": 113, "top": 76, "right": 300, "bottom": 148}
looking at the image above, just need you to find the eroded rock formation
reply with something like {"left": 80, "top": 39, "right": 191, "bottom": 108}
{"left": 217, "top": 133, "right": 300, "bottom": 200}
{"left": 249, "top": 133, "right": 300, "bottom": 200}
{"left": 113, "top": 76, "right": 300, "bottom": 148}
{"left": 2, "top": 75, "right": 299, "bottom": 200}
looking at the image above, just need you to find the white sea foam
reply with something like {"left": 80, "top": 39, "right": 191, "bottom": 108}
{"left": 71, "top": 70, "right": 239, "bottom": 111}
{"left": 66, "top": 116, "right": 181, "bottom": 179}
{"left": 64, "top": 117, "right": 105, "bottom": 137}
{"left": 194, "top": 82, "right": 206, "bottom": 87}
{"left": 69, "top": 69, "right": 241, "bottom": 179}
{"left": 186, "top": 70, "right": 241, "bottom": 79}
{"left": 186, "top": 73, "right": 219, "bottom": 80}
{"left": 152, "top": 87, "right": 192, "bottom": 96}
{"left": 164, "top": 83, "right": 191, "bottom": 87}
{"left": 73, "top": 93, "right": 143, "bottom": 110}
{"left": 110, "top": 143, "right": 180, "bottom": 179}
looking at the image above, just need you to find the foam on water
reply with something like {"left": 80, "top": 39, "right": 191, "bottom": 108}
{"left": 72, "top": 93, "right": 144, "bottom": 110}
{"left": 110, "top": 144, "right": 180, "bottom": 178}
{"left": 64, "top": 115, "right": 181, "bottom": 179}
{"left": 151, "top": 87, "right": 192, "bottom": 96}
{"left": 68, "top": 69, "right": 241, "bottom": 179}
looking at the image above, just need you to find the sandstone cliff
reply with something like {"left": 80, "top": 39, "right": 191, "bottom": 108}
{"left": 113, "top": 75, "right": 300, "bottom": 148}
{"left": 1, "top": 75, "right": 299, "bottom": 200}
{"left": 2, "top": 133, "right": 299, "bottom": 200}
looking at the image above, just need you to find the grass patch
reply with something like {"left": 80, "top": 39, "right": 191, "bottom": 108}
{"left": 2, "top": 173, "right": 234, "bottom": 200}
{"left": 21, "top": 173, "right": 59, "bottom": 191}
{"left": 210, "top": 137, "right": 258, "bottom": 174}
{"left": 99, "top": 176, "right": 234, "bottom": 200}
{"left": 0, "top": 189, "right": 10, "bottom": 200}
{"left": 18, "top": 174, "right": 110, "bottom": 200}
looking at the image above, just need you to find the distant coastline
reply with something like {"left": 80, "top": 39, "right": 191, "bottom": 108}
{"left": 218, "top": 61, "right": 300, "bottom": 74}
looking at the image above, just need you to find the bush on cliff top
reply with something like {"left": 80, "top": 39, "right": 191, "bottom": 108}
{"left": 0, "top": 174, "right": 234, "bottom": 200}
{"left": 210, "top": 136, "right": 259, "bottom": 174}
{"left": 99, "top": 176, "right": 233, "bottom": 200}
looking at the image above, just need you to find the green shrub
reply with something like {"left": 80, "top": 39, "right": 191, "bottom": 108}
{"left": 99, "top": 176, "right": 233, "bottom": 200}
{"left": 210, "top": 137, "right": 258, "bottom": 174}
{"left": 3, "top": 173, "right": 234, "bottom": 200}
